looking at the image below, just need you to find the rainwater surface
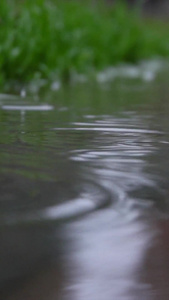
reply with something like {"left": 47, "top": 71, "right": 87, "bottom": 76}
{"left": 1, "top": 64, "right": 169, "bottom": 300}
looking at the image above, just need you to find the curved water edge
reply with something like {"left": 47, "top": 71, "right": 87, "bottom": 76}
{"left": 0, "top": 181, "right": 112, "bottom": 228}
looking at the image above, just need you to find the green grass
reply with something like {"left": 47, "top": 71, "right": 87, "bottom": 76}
{"left": 0, "top": 0, "right": 169, "bottom": 86}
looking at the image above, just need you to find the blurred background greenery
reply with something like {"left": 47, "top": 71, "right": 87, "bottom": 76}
{"left": 0, "top": 0, "right": 169, "bottom": 88}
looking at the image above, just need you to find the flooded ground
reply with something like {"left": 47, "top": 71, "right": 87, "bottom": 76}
{"left": 1, "top": 62, "right": 169, "bottom": 299}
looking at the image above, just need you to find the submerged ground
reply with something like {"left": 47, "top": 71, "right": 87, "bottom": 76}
{"left": 1, "top": 63, "right": 169, "bottom": 299}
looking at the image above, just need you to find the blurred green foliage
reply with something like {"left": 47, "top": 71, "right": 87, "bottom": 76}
{"left": 0, "top": 0, "right": 169, "bottom": 85}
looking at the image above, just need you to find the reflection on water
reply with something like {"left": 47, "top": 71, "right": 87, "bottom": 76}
{"left": 65, "top": 214, "right": 154, "bottom": 300}
{"left": 1, "top": 73, "right": 169, "bottom": 299}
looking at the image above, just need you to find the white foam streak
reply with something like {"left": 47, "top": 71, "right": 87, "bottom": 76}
{"left": 41, "top": 198, "right": 95, "bottom": 220}
{"left": 1, "top": 104, "right": 53, "bottom": 111}
{"left": 52, "top": 127, "right": 160, "bottom": 134}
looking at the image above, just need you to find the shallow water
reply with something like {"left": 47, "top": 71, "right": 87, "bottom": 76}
{"left": 1, "top": 66, "right": 169, "bottom": 299}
